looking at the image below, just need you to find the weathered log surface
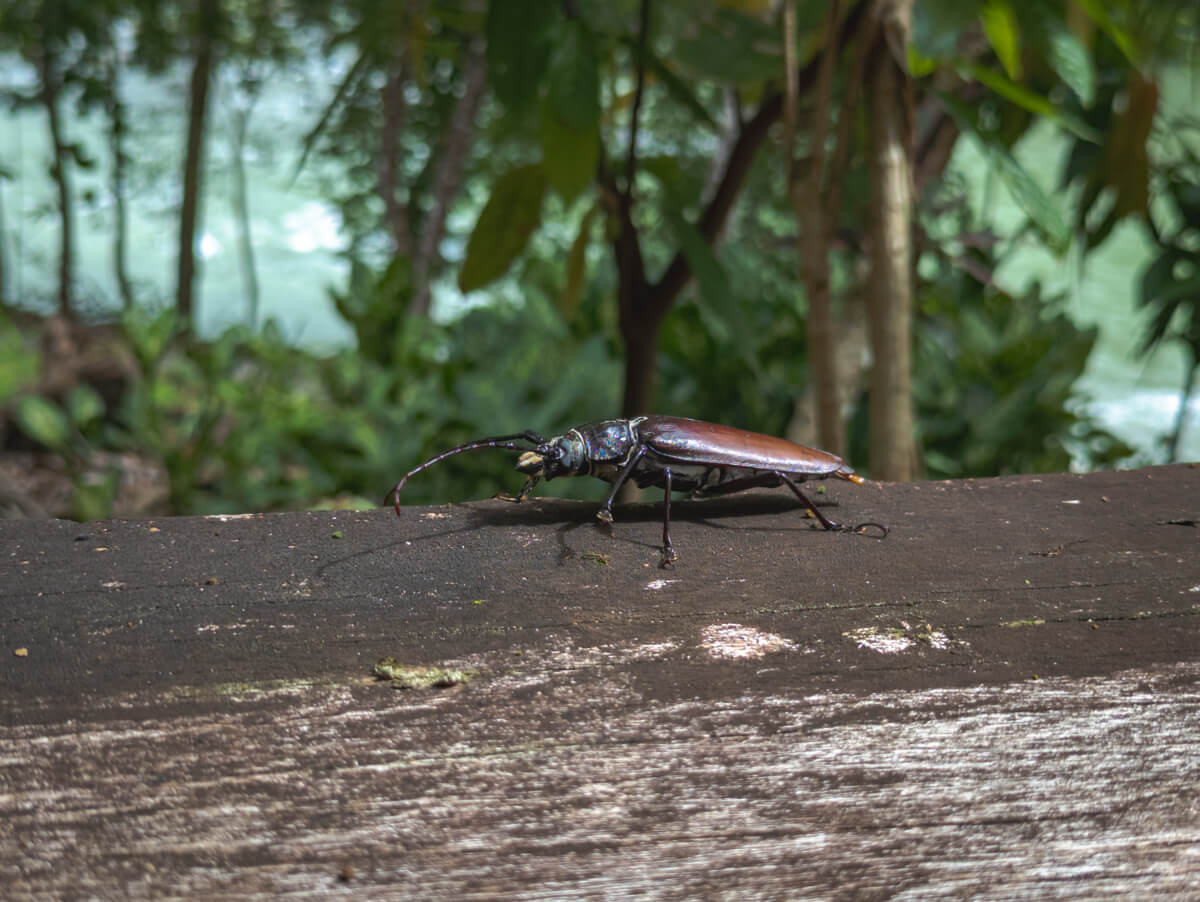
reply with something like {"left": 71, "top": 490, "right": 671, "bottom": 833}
{"left": 2, "top": 464, "right": 1198, "bottom": 899}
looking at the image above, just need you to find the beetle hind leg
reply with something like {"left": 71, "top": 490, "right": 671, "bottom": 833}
{"left": 777, "top": 472, "right": 843, "bottom": 531}
{"left": 777, "top": 472, "right": 888, "bottom": 537}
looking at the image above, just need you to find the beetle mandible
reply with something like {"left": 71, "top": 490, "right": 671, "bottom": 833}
{"left": 387, "top": 415, "right": 887, "bottom": 566}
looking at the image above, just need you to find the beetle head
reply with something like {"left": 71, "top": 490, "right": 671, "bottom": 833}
{"left": 514, "top": 433, "right": 585, "bottom": 481}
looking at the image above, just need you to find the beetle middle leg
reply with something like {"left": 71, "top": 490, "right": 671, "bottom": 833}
{"left": 660, "top": 467, "right": 677, "bottom": 567}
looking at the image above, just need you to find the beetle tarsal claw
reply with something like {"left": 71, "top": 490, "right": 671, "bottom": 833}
{"left": 850, "top": 521, "right": 889, "bottom": 539}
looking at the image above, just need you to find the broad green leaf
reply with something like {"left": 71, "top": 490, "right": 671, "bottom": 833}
{"left": 561, "top": 204, "right": 598, "bottom": 321}
{"left": 67, "top": 384, "right": 105, "bottom": 428}
{"left": 459, "top": 164, "right": 547, "bottom": 293}
{"left": 15, "top": 396, "right": 72, "bottom": 451}
{"left": 980, "top": 0, "right": 1022, "bottom": 81}
{"left": 545, "top": 19, "right": 600, "bottom": 134}
{"left": 1045, "top": 26, "right": 1094, "bottom": 105}
{"left": 961, "top": 63, "right": 1100, "bottom": 143}
{"left": 486, "top": 0, "right": 557, "bottom": 117}
{"left": 540, "top": 100, "right": 598, "bottom": 204}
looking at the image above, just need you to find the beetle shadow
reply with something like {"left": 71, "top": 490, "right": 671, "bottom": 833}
{"left": 314, "top": 492, "right": 852, "bottom": 578}
{"left": 461, "top": 491, "right": 845, "bottom": 561}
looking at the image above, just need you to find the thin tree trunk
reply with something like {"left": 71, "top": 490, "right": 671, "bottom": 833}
{"left": 409, "top": 38, "right": 488, "bottom": 317}
{"left": 865, "top": 0, "right": 917, "bottom": 481}
{"left": 177, "top": 0, "right": 219, "bottom": 331}
{"left": 230, "top": 75, "right": 260, "bottom": 329}
{"left": 108, "top": 46, "right": 135, "bottom": 309}
{"left": 40, "top": 46, "right": 74, "bottom": 319}
{"left": 378, "top": 58, "right": 413, "bottom": 258}
{"left": 786, "top": 0, "right": 843, "bottom": 457}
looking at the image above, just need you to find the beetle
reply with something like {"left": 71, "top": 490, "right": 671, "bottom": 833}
{"left": 388, "top": 415, "right": 887, "bottom": 566}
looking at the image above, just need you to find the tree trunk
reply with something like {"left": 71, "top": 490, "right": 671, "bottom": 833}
{"left": 230, "top": 77, "right": 260, "bottom": 329}
{"left": 865, "top": 0, "right": 917, "bottom": 481}
{"left": 786, "top": 0, "right": 844, "bottom": 458}
{"left": 620, "top": 313, "right": 662, "bottom": 420}
{"left": 177, "top": 0, "right": 219, "bottom": 331}
{"left": 378, "top": 58, "right": 412, "bottom": 259}
{"left": 40, "top": 46, "right": 74, "bottom": 320}
{"left": 108, "top": 45, "right": 135, "bottom": 309}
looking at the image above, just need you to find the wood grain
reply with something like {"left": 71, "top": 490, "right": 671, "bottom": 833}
{"left": 2, "top": 464, "right": 1198, "bottom": 898}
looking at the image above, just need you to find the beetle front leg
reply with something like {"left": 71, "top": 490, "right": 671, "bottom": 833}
{"left": 595, "top": 445, "right": 647, "bottom": 527}
{"left": 496, "top": 475, "right": 540, "bottom": 503}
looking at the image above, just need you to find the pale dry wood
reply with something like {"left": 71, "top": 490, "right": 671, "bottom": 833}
{"left": 2, "top": 657, "right": 1197, "bottom": 899}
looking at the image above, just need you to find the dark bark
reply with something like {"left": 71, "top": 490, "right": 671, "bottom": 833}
{"left": 177, "top": 0, "right": 220, "bottom": 330}
{"left": 620, "top": 311, "right": 661, "bottom": 422}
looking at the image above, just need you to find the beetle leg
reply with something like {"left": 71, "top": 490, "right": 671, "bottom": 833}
{"left": 660, "top": 467, "right": 677, "bottom": 567}
{"left": 516, "top": 474, "right": 541, "bottom": 502}
{"left": 776, "top": 472, "right": 843, "bottom": 531}
{"left": 496, "top": 474, "right": 541, "bottom": 503}
{"left": 595, "top": 445, "right": 647, "bottom": 526}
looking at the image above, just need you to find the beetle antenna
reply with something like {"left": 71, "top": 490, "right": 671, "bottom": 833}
{"left": 388, "top": 432, "right": 544, "bottom": 514}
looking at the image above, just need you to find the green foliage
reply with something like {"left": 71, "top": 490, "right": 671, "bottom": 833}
{"left": 902, "top": 279, "right": 1131, "bottom": 478}
{"left": 13, "top": 396, "right": 73, "bottom": 452}
{"left": 1136, "top": 118, "right": 1200, "bottom": 460}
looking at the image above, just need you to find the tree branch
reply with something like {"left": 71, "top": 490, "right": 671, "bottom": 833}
{"left": 651, "top": 0, "right": 868, "bottom": 316}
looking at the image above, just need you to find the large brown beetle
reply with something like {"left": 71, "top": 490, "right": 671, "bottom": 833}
{"left": 388, "top": 415, "right": 887, "bottom": 566}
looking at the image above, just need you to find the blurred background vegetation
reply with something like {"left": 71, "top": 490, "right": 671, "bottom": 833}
{"left": 0, "top": 0, "right": 1197, "bottom": 520}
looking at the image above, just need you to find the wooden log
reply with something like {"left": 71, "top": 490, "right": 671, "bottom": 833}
{"left": 2, "top": 465, "right": 1198, "bottom": 898}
